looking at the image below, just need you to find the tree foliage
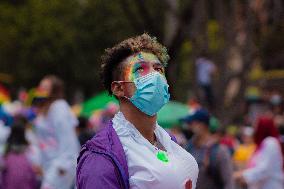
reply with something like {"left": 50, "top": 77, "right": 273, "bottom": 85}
{"left": 0, "top": 0, "right": 136, "bottom": 96}
{"left": 0, "top": 0, "right": 283, "bottom": 124}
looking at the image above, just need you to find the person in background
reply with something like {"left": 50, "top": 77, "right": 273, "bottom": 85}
{"left": 0, "top": 106, "right": 13, "bottom": 127}
{"left": 268, "top": 93, "right": 284, "bottom": 152}
{"left": 0, "top": 121, "right": 10, "bottom": 156}
{"left": 233, "top": 127, "right": 255, "bottom": 170}
{"left": 170, "top": 126, "right": 188, "bottom": 147}
{"left": 195, "top": 52, "right": 216, "bottom": 109}
{"left": 181, "top": 109, "right": 234, "bottom": 189}
{"left": 0, "top": 105, "right": 13, "bottom": 157}
{"left": 220, "top": 126, "right": 239, "bottom": 156}
{"left": 0, "top": 156, "right": 3, "bottom": 189}
{"left": 234, "top": 116, "right": 284, "bottom": 189}
{"left": 208, "top": 116, "right": 224, "bottom": 147}
{"left": 14, "top": 116, "right": 42, "bottom": 173}
{"left": 1, "top": 121, "right": 38, "bottom": 189}
{"left": 33, "top": 75, "right": 80, "bottom": 189}
{"left": 76, "top": 117, "right": 94, "bottom": 146}
{"left": 269, "top": 93, "right": 284, "bottom": 128}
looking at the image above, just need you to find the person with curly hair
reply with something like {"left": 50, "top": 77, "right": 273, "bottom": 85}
{"left": 76, "top": 34, "right": 199, "bottom": 189}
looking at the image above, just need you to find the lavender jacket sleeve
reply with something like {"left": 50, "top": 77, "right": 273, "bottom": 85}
{"left": 76, "top": 151, "right": 122, "bottom": 189}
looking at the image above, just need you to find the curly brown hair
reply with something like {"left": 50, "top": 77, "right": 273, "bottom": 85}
{"left": 100, "top": 33, "right": 170, "bottom": 95}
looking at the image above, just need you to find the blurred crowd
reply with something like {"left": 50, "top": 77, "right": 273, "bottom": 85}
{"left": 178, "top": 108, "right": 284, "bottom": 189}
{"left": 0, "top": 75, "right": 283, "bottom": 189}
{"left": 0, "top": 75, "right": 120, "bottom": 189}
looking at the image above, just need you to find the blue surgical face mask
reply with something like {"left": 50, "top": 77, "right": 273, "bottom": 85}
{"left": 124, "top": 71, "right": 170, "bottom": 116}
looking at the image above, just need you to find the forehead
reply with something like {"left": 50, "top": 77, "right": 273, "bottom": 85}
{"left": 123, "top": 52, "right": 162, "bottom": 67}
{"left": 119, "top": 52, "right": 165, "bottom": 81}
{"left": 130, "top": 52, "right": 160, "bottom": 63}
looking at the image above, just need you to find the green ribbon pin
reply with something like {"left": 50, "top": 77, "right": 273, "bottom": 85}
{"left": 156, "top": 150, "right": 169, "bottom": 163}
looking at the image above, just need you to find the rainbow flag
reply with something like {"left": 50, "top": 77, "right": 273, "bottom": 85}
{"left": 0, "top": 84, "right": 10, "bottom": 104}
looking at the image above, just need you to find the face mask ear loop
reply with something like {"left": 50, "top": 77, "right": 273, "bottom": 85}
{"left": 123, "top": 95, "right": 131, "bottom": 101}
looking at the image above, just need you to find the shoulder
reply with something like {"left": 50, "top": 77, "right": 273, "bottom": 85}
{"left": 261, "top": 137, "right": 280, "bottom": 149}
{"left": 77, "top": 150, "right": 121, "bottom": 189}
{"left": 77, "top": 150, "right": 115, "bottom": 177}
{"left": 76, "top": 124, "right": 128, "bottom": 189}
{"left": 263, "top": 136, "right": 279, "bottom": 144}
{"left": 48, "top": 100, "right": 77, "bottom": 125}
{"left": 49, "top": 99, "right": 69, "bottom": 112}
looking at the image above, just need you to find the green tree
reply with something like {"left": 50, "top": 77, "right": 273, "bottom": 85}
{"left": 0, "top": 0, "right": 283, "bottom": 124}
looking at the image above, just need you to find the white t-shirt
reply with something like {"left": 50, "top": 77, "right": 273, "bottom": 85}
{"left": 243, "top": 137, "right": 284, "bottom": 189}
{"left": 34, "top": 100, "right": 80, "bottom": 189}
{"left": 113, "top": 112, "right": 199, "bottom": 189}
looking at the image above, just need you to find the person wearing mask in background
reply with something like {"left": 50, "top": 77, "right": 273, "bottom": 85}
{"left": 269, "top": 93, "right": 284, "bottom": 153}
{"left": 234, "top": 116, "right": 284, "bottom": 189}
{"left": 233, "top": 127, "right": 255, "bottom": 170}
{"left": 76, "top": 34, "right": 199, "bottom": 189}
{"left": 33, "top": 75, "right": 80, "bottom": 189}
{"left": 181, "top": 109, "right": 234, "bottom": 189}
{"left": 220, "top": 126, "right": 239, "bottom": 156}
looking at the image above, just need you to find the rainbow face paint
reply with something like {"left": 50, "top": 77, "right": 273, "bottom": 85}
{"left": 124, "top": 52, "right": 165, "bottom": 81}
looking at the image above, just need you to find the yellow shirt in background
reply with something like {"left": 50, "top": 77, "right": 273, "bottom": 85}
{"left": 233, "top": 144, "right": 256, "bottom": 163}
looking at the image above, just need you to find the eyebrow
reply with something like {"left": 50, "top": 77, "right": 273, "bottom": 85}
{"left": 134, "top": 61, "right": 164, "bottom": 67}
{"left": 153, "top": 62, "right": 165, "bottom": 68}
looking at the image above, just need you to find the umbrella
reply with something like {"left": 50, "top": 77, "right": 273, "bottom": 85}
{"left": 157, "top": 101, "right": 190, "bottom": 128}
{"left": 81, "top": 91, "right": 118, "bottom": 118}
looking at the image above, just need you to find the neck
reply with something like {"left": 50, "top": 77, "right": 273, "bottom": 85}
{"left": 120, "top": 99, "right": 156, "bottom": 144}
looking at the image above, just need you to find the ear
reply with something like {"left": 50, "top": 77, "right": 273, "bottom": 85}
{"left": 111, "top": 82, "right": 125, "bottom": 98}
